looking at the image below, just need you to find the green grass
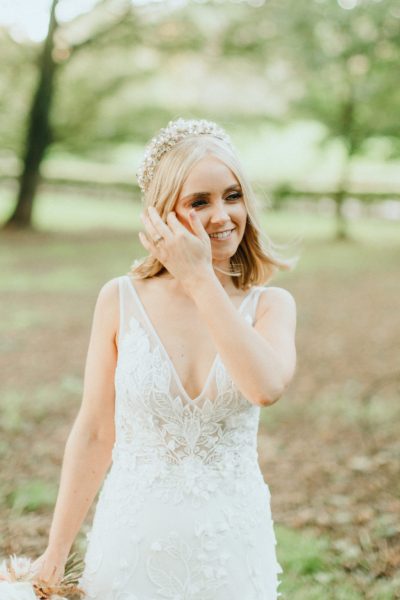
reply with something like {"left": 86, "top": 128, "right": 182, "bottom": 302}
{"left": 276, "top": 525, "right": 342, "bottom": 599}
{"left": 0, "top": 306, "right": 45, "bottom": 332}
{"left": 5, "top": 480, "right": 58, "bottom": 515}
{"left": 275, "top": 525, "right": 400, "bottom": 600}
{"left": 0, "top": 390, "right": 24, "bottom": 433}
{"left": 0, "top": 187, "right": 140, "bottom": 232}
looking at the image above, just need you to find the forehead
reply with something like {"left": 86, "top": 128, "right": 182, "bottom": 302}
{"left": 180, "top": 156, "right": 238, "bottom": 195}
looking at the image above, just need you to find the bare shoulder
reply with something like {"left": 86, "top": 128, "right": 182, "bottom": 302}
{"left": 258, "top": 285, "right": 296, "bottom": 308}
{"left": 256, "top": 286, "right": 296, "bottom": 323}
{"left": 97, "top": 276, "right": 120, "bottom": 306}
{"left": 93, "top": 277, "right": 121, "bottom": 335}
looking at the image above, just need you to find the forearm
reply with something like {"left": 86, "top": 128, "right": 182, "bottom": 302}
{"left": 188, "top": 272, "right": 285, "bottom": 406}
{"left": 46, "top": 417, "right": 114, "bottom": 557}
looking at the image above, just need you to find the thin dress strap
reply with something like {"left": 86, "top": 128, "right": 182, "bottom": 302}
{"left": 117, "top": 274, "right": 146, "bottom": 346}
{"left": 243, "top": 286, "right": 268, "bottom": 326}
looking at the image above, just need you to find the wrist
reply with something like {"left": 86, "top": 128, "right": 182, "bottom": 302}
{"left": 46, "top": 542, "right": 70, "bottom": 561}
{"left": 181, "top": 266, "right": 216, "bottom": 294}
{"left": 183, "top": 270, "right": 222, "bottom": 305}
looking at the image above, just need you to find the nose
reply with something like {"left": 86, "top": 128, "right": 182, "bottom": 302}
{"left": 209, "top": 199, "right": 231, "bottom": 224}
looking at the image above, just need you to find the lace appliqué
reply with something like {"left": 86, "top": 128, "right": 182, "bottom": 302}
{"left": 147, "top": 525, "right": 231, "bottom": 600}
{"left": 79, "top": 283, "right": 283, "bottom": 599}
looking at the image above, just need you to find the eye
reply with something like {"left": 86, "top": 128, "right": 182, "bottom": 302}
{"left": 190, "top": 191, "right": 242, "bottom": 209}
{"left": 226, "top": 192, "right": 242, "bottom": 201}
{"left": 190, "top": 198, "right": 208, "bottom": 208}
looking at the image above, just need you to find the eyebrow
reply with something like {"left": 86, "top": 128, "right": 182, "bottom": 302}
{"left": 181, "top": 184, "right": 241, "bottom": 203}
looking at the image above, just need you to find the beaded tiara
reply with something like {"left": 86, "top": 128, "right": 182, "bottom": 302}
{"left": 136, "top": 118, "right": 233, "bottom": 193}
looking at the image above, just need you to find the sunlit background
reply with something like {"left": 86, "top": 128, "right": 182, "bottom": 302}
{"left": 1, "top": 1, "right": 399, "bottom": 598}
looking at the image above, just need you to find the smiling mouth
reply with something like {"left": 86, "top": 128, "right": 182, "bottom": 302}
{"left": 208, "top": 227, "right": 236, "bottom": 240}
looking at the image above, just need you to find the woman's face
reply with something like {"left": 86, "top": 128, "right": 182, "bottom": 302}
{"left": 174, "top": 155, "right": 248, "bottom": 261}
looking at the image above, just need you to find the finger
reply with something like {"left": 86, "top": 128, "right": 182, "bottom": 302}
{"left": 147, "top": 206, "right": 173, "bottom": 241}
{"left": 188, "top": 209, "right": 209, "bottom": 240}
{"left": 140, "top": 211, "right": 160, "bottom": 243}
{"left": 166, "top": 211, "right": 191, "bottom": 235}
{"left": 30, "top": 558, "right": 44, "bottom": 575}
{"left": 138, "top": 231, "right": 155, "bottom": 254}
{"left": 39, "top": 564, "right": 58, "bottom": 586}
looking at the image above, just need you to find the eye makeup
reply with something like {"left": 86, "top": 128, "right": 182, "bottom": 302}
{"left": 190, "top": 190, "right": 242, "bottom": 208}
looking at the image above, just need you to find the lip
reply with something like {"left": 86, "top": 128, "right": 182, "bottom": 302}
{"left": 208, "top": 227, "right": 236, "bottom": 241}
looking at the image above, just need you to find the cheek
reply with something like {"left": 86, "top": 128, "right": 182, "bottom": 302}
{"left": 233, "top": 205, "right": 248, "bottom": 228}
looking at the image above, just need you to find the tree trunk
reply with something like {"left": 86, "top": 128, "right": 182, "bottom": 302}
{"left": 333, "top": 96, "right": 356, "bottom": 241}
{"left": 4, "top": 0, "right": 59, "bottom": 230}
{"left": 334, "top": 187, "right": 347, "bottom": 240}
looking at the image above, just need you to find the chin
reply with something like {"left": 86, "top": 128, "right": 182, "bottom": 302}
{"left": 212, "top": 248, "right": 240, "bottom": 262}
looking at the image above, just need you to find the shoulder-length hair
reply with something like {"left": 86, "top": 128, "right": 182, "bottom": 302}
{"left": 129, "top": 133, "right": 299, "bottom": 289}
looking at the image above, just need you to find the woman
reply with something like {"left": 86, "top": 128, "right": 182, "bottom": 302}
{"left": 32, "top": 118, "right": 297, "bottom": 599}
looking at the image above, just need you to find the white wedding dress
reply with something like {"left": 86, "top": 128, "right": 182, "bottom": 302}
{"left": 78, "top": 274, "right": 283, "bottom": 600}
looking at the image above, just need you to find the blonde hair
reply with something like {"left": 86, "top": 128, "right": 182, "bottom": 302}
{"left": 130, "top": 133, "right": 299, "bottom": 289}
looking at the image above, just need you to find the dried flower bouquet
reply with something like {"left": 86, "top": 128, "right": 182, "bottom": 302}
{"left": 0, "top": 552, "right": 84, "bottom": 600}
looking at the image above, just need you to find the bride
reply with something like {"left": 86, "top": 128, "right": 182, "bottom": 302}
{"left": 31, "top": 118, "right": 297, "bottom": 599}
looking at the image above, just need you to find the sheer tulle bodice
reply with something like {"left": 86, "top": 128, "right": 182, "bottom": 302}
{"left": 79, "top": 275, "right": 283, "bottom": 599}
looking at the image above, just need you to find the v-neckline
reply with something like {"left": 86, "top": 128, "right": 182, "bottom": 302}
{"left": 126, "top": 275, "right": 256, "bottom": 404}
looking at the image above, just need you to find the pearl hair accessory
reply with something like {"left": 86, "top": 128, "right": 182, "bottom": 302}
{"left": 136, "top": 118, "right": 233, "bottom": 193}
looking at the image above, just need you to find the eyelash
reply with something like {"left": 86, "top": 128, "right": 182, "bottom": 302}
{"left": 190, "top": 192, "right": 242, "bottom": 208}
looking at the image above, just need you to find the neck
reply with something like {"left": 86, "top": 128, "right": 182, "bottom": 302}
{"left": 212, "top": 259, "right": 235, "bottom": 288}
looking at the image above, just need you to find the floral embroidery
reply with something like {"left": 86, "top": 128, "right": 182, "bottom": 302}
{"left": 78, "top": 277, "right": 283, "bottom": 599}
{"left": 146, "top": 528, "right": 231, "bottom": 600}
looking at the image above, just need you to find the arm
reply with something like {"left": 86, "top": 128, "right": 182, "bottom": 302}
{"left": 187, "top": 272, "right": 297, "bottom": 407}
{"left": 139, "top": 207, "right": 296, "bottom": 407}
{"left": 32, "top": 278, "right": 119, "bottom": 582}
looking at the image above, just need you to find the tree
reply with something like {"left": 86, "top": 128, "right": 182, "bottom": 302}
{"left": 2, "top": 0, "right": 156, "bottom": 229}
{"left": 4, "top": 0, "right": 59, "bottom": 229}
{"left": 219, "top": 0, "right": 400, "bottom": 239}
{"left": 284, "top": 0, "right": 400, "bottom": 239}
{"left": 2, "top": 0, "right": 208, "bottom": 229}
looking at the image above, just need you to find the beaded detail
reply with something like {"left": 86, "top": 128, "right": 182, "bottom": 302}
{"left": 136, "top": 118, "right": 233, "bottom": 193}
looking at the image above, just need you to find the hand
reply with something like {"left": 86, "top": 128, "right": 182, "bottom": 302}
{"left": 139, "top": 206, "right": 214, "bottom": 290}
{"left": 30, "top": 547, "right": 67, "bottom": 588}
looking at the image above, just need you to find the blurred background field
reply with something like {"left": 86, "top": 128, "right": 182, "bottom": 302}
{"left": 1, "top": 210, "right": 399, "bottom": 599}
{"left": 1, "top": 0, "right": 399, "bottom": 599}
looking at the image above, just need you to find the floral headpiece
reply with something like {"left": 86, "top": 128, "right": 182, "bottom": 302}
{"left": 136, "top": 118, "right": 233, "bottom": 193}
